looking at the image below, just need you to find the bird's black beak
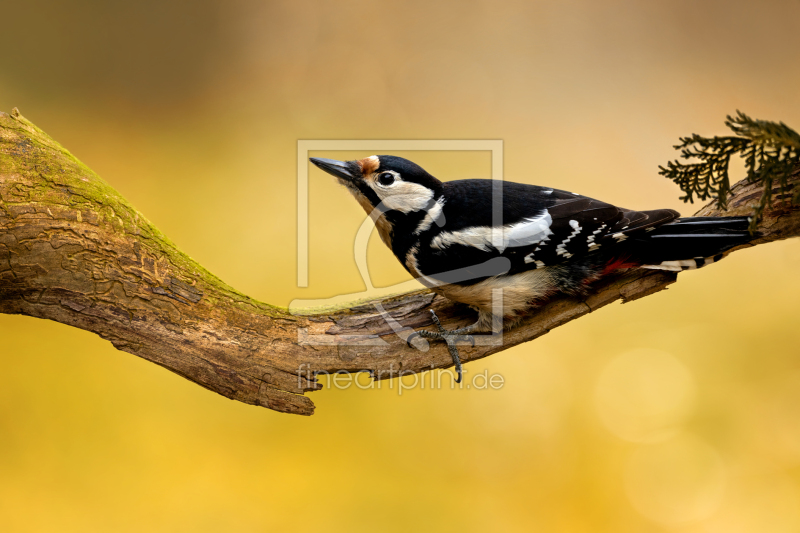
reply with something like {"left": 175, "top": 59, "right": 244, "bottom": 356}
{"left": 309, "top": 157, "right": 357, "bottom": 182}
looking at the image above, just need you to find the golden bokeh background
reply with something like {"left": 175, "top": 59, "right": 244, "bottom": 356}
{"left": 2, "top": 1, "right": 800, "bottom": 531}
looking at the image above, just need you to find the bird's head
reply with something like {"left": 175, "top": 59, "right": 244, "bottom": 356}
{"left": 310, "top": 155, "right": 443, "bottom": 219}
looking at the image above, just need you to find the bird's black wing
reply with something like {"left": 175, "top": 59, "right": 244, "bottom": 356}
{"left": 416, "top": 180, "right": 678, "bottom": 282}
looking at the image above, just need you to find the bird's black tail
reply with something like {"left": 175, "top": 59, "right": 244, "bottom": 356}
{"left": 635, "top": 217, "right": 756, "bottom": 271}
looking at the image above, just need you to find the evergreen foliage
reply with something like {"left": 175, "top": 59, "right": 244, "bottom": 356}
{"left": 659, "top": 111, "right": 800, "bottom": 231}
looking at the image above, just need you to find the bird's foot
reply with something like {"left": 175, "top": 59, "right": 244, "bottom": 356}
{"left": 408, "top": 310, "right": 476, "bottom": 383}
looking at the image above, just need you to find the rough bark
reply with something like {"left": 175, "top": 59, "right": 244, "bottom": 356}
{"left": 1, "top": 108, "right": 798, "bottom": 416}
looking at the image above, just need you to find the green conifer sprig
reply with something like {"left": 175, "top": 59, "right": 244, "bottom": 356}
{"left": 659, "top": 111, "right": 800, "bottom": 231}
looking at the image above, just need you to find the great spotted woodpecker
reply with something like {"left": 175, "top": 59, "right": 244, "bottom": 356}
{"left": 310, "top": 155, "right": 754, "bottom": 381}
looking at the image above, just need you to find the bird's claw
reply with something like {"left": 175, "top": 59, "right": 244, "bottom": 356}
{"left": 408, "top": 309, "right": 475, "bottom": 383}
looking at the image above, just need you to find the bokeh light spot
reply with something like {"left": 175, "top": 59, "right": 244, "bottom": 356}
{"left": 624, "top": 433, "right": 726, "bottom": 526}
{"left": 595, "top": 348, "right": 695, "bottom": 442}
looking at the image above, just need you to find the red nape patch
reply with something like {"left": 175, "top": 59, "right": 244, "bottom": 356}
{"left": 601, "top": 256, "right": 640, "bottom": 277}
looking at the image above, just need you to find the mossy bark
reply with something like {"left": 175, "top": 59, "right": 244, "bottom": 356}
{"left": 1, "top": 109, "right": 798, "bottom": 415}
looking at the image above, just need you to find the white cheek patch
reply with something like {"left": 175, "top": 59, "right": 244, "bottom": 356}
{"left": 374, "top": 180, "right": 434, "bottom": 213}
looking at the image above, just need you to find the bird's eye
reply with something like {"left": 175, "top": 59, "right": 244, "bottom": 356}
{"left": 378, "top": 172, "right": 395, "bottom": 186}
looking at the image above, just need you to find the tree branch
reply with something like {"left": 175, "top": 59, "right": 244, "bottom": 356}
{"left": 1, "top": 109, "right": 798, "bottom": 415}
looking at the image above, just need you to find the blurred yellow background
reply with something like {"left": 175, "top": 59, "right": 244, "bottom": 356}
{"left": 2, "top": 0, "right": 800, "bottom": 531}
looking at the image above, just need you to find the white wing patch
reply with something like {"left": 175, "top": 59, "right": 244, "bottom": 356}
{"left": 504, "top": 212, "right": 554, "bottom": 250}
{"left": 555, "top": 219, "right": 582, "bottom": 258}
{"left": 587, "top": 223, "right": 607, "bottom": 251}
{"left": 431, "top": 211, "right": 553, "bottom": 253}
